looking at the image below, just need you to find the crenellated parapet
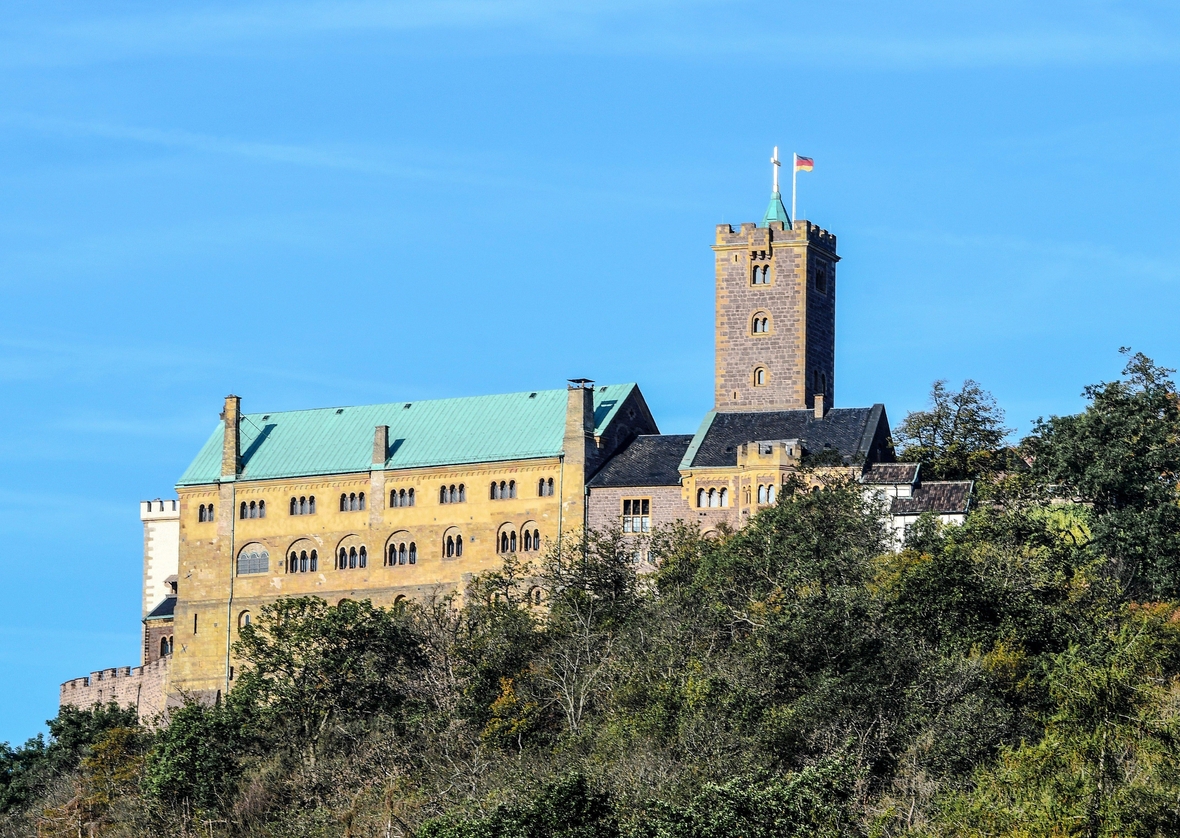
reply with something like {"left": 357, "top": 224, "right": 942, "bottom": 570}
{"left": 59, "top": 656, "right": 170, "bottom": 721}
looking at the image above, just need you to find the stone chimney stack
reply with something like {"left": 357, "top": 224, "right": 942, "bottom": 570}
{"left": 814, "top": 393, "right": 825, "bottom": 420}
{"left": 563, "top": 379, "right": 596, "bottom": 469}
{"left": 220, "top": 395, "right": 241, "bottom": 480}
{"left": 372, "top": 425, "right": 389, "bottom": 468}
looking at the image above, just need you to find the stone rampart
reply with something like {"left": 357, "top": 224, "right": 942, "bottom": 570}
{"left": 59, "top": 656, "right": 169, "bottom": 722}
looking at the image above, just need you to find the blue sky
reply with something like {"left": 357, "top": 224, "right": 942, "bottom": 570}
{"left": 2, "top": 1, "right": 1179, "bottom": 743}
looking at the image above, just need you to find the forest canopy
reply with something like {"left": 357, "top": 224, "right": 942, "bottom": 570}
{"left": 5, "top": 352, "right": 1180, "bottom": 838}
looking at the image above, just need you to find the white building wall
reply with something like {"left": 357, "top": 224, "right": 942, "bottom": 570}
{"left": 141, "top": 499, "right": 179, "bottom": 620}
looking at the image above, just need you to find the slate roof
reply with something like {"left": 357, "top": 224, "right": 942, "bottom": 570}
{"left": 891, "top": 481, "right": 973, "bottom": 516}
{"left": 862, "top": 463, "right": 920, "bottom": 485}
{"left": 588, "top": 435, "right": 694, "bottom": 488}
{"left": 177, "top": 384, "right": 639, "bottom": 486}
{"left": 680, "top": 406, "right": 891, "bottom": 470}
{"left": 145, "top": 596, "right": 176, "bottom": 621}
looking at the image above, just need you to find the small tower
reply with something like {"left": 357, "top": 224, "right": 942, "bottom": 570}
{"left": 712, "top": 153, "right": 838, "bottom": 412}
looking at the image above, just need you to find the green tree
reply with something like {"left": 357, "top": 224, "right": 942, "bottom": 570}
{"left": 141, "top": 701, "right": 242, "bottom": 816}
{"left": 233, "top": 596, "right": 424, "bottom": 765}
{"left": 897, "top": 379, "right": 1011, "bottom": 480}
{"left": 1025, "top": 350, "right": 1180, "bottom": 598}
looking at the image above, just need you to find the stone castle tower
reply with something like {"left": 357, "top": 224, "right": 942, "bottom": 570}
{"left": 712, "top": 191, "right": 838, "bottom": 413}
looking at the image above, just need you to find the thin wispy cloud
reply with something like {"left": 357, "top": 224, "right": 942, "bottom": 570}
{"left": 1, "top": 1, "right": 1178, "bottom": 70}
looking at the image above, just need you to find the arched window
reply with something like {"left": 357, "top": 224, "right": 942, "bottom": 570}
{"left": 358, "top": 546, "right": 367, "bottom": 568}
{"left": 524, "top": 530, "right": 533, "bottom": 551}
{"left": 358, "top": 493, "right": 366, "bottom": 511}
{"left": 348, "top": 546, "right": 357, "bottom": 568}
{"left": 768, "top": 484, "right": 777, "bottom": 504}
{"left": 509, "top": 531, "right": 517, "bottom": 551}
{"left": 538, "top": 478, "right": 545, "bottom": 496}
{"left": 719, "top": 488, "right": 728, "bottom": 507}
{"left": 399, "top": 543, "right": 407, "bottom": 565}
{"left": 299, "top": 496, "right": 307, "bottom": 515}
{"left": 446, "top": 536, "right": 454, "bottom": 558}
{"left": 500, "top": 532, "right": 509, "bottom": 553}
{"left": 456, "top": 535, "right": 463, "bottom": 557}
{"left": 449, "top": 485, "right": 457, "bottom": 503}
{"left": 758, "top": 485, "right": 766, "bottom": 504}
{"left": 409, "top": 542, "right": 417, "bottom": 564}
{"left": 458, "top": 484, "right": 466, "bottom": 502}
{"left": 258, "top": 500, "right": 266, "bottom": 518}
{"left": 491, "top": 482, "right": 499, "bottom": 500}
{"left": 697, "top": 488, "right": 706, "bottom": 507}
{"left": 299, "top": 550, "right": 308, "bottom": 572}
{"left": 340, "top": 494, "right": 348, "bottom": 512}
{"left": 754, "top": 367, "right": 766, "bottom": 386}
{"left": 499, "top": 481, "right": 507, "bottom": 499}
{"left": 408, "top": 488, "right": 415, "bottom": 506}
{"left": 160, "top": 636, "right": 170, "bottom": 658}
{"left": 338, "top": 547, "right": 347, "bottom": 569}
{"left": 308, "top": 496, "right": 316, "bottom": 514}
{"left": 533, "top": 529, "right": 540, "bottom": 550}
{"left": 509, "top": 480, "right": 516, "bottom": 498}
{"left": 288, "top": 551, "right": 297, "bottom": 573}
{"left": 236, "top": 545, "right": 269, "bottom": 575}
{"left": 238, "top": 611, "right": 251, "bottom": 629}
{"left": 198, "top": 504, "right": 206, "bottom": 522}
{"left": 744, "top": 487, "right": 751, "bottom": 505}
{"left": 440, "top": 486, "right": 448, "bottom": 504}
{"left": 240, "top": 501, "right": 248, "bottom": 519}
{"left": 289, "top": 498, "right": 297, "bottom": 516}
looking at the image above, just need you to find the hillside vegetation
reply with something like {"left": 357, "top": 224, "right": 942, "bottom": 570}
{"left": 4, "top": 352, "right": 1180, "bottom": 838}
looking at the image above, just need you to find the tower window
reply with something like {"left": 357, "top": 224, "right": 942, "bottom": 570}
{"left": 752, "top": 314, "right": 769, "bottom": 334}
{"left": 815, "top": 263, "right": 829, "bottom": 295}
{"left": 754, "top": 367, "right": 767, "bottom": 386}
{"left": 538, "top": 477, "right": 555, "bottom": 497}
{"left": 752, "top": 265, "right": 770, "bottom": 285}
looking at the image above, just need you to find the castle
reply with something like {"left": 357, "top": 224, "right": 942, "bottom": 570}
{"left": 60, "top": 175, "right": 972, "bottom": 717}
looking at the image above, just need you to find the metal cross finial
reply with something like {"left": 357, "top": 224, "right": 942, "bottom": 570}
{"left": 771, "top": 146, "right": 780, "bottom": 193}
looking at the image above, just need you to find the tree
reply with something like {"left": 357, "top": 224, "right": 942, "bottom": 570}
{"left": 232, "top": 596, "right": 424, "bottom": 766}
{"left": 1025, "top": 350, "right": 1180, "bottom": 598}
{"left": 897, "top": 379, "right": 1011, "bottom": 480}
{"left": 142, "top": 701, "right": 242, "bottom": 817}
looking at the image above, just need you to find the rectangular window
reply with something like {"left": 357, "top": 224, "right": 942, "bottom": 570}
{"left": 622, "top": 498, "right": 651, "bottom": 533}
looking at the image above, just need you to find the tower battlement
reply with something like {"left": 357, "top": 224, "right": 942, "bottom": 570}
{"left": 714, "top": 220, "right": 837, "bottom": 253}
{"left": 140, "top": 499, "right": 178, "bottom": 521}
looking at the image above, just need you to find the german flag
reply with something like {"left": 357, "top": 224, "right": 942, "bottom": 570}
{"left": 795, "top": 155, "right": 814, "bottom": 172}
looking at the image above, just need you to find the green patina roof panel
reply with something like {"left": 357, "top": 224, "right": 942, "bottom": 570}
{"left": 176, "top": 384, "right": 637, "bottom": 486}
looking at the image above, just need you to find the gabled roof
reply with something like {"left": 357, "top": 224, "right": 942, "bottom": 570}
{"left": 588, "top": 435, "right": 694, "bottom": 488}
{"left": 680, "top": 405, "right": 891, "bottom": 470}
{"left": 891, "top": 481, "right": 973, "bottom": 516}
{"left": 862, "top": 462, "right": 920, "bottom": 485}
{"left": 177, "top": 384, "right": 639, "bottom": 486}
{"left": 145, "top": 596, "right": 176, "bottom": 621}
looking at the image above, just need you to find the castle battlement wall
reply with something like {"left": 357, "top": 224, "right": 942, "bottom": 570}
{"left": 714, "top": 220, "right": 837, "bottom": 253}
{"left": 59, "top": 656, "right": 170, "bottom": 721}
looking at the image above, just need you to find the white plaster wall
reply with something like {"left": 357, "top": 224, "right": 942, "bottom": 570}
{"left": 141, "top": 500, "right": 179, "bottom": 618}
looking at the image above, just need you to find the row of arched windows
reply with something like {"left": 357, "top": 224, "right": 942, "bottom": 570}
{"left": 539, "top": 477, "right": 555, "bottom": 497}
{"left": 497, "top": 527, "right": 542, "bottom": 554}
{"left": 288, "top": 548, "right": 319, "bottom": 573}
{"left": 752, "top": 314, "right": 770, "bottom": 333}
{"left": 390, "top": 488, "right": 415, "bottom": 507}
{"left": 757, "top": 484, "right": 778, "bottom": 505}
{"left": 237, "top": 547, "right": 270, "bottom": 574}
{"left": 444, "top": 532, "right": 464, "bottom": 558}
{"left": 440, "top": 484, "right": 466, "bottom": 504}
{"left": 340, "top": 492, "right": 366, "bottom": 512}
{"left": 158, "top": 636, "right": 173, "bottom": 658}
{"left": 240, "top": 500, "right": 266, "bottom": 519}
{"left": 197, "top": 503, "right": 215, "bottom": 522}
{"left": 387, "top": 542, "right": 418, "bottom": 566}
{"left": 289, "top": 496, "right": 316, "bottom": 516}
{"left": 338, "top": 545, "right": 368, "bottom": 569}
{"left": 491, "top": 480, "right": 517, "bottom": 500}
{"left": 696, "top": 487, "right": 729, "bottom": 508}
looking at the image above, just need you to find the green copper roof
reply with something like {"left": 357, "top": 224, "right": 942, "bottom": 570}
{"left": 762, "top": 191, "right": 790, "bottom": 227}
{"left": 176, "top": 384, "right": 638, "bottom": 486}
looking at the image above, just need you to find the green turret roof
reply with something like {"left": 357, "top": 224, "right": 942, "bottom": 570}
{"left": 762, "top": 191, "right": 790, "bottom": 227}
{"left": 176, "top": 384, "right": 639, "bottom": 486}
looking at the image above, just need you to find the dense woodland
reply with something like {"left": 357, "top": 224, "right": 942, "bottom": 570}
{"left": 5, "top": 350, "right": 1180, "bottom": 838}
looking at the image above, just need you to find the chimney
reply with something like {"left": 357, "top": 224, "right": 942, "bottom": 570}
{"left": 372, "top": 425, "right": 389, "bottom": 468}
{"left": 220, "top": 395, "right": 241, "bottom": 480}
{"left": 564, "top": 379, "right": 596, "bottom": 468}
{"left": 814, "top": 393, "right": 825, "bottom": 420}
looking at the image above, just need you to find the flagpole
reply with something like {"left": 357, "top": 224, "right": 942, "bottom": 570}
{"left": 791, "top": 153, "right": 798, "bottom": 230}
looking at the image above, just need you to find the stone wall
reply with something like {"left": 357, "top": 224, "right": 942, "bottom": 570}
{"left": 59, "top": 656, "right": 170, "bottom": 722}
